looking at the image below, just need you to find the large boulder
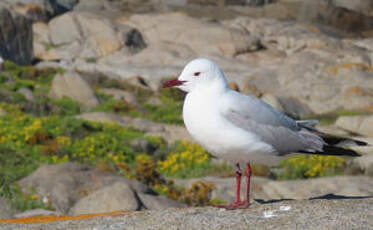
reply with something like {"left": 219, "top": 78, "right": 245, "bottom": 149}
{"left": 335, "top": 115, "right": 373, "bottom": 137}
{"left": 49, "top": 71, "right": 99, "bottom": 108}
{"left": 0, "top": 7, "right": 33, "bottom": 65}
{"left": 69, "top": 181, "right": 141, "bottom": 215}
{"left": 34, "top": 11, "right": 145, "bottom": 61}
{"left": 331, "top": 0, "right": 373, "bottom": 15}
{"left": 127, "top": 12, "right": 260, "bottom": 57}
{"left": 18, "top": 163, "right": 185, "bottom": 214}
{"left": 3, "top": 0, "right": 78, "bottom": 21}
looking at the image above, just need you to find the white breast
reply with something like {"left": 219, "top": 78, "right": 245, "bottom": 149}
{"left": 183, "top": 91, "right": 276, "bottom": 164}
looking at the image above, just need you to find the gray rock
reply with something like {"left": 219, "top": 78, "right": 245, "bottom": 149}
{"left": 122, "top": 116, "right": 193, "bottom": 144}
{"left": 129, "top": 12, "right": 261, "bottom": 57}
{"left": 69, "top": 181, "right": 141, "bottom": 215}
{"left": 77, "top": 112, "right": 124, "bottom": 124}
{"left": 0, "top": 197, "right": 14, "bottom": 219}
{"left": 331, "top": 0, "right": 373, "bottom": 15}
{"left": 262, "top": 176, "right": 373, "bottom": 200}
{"left": 18, "top": 163, "right": 154, "bottom": 214}
{"left": 335, "top": 115, "right": 373, "bottom": 137}
{"left": 246, "top": 0, "right": 274, "bottom": 6}
{"left": 5, "top": 0, "right": 78, "bottom": 20}
{"left": 137, "top": 193, "right": 187, "bottom": 210}
{"left": 261, "top": 94, "right": 312, "bottom": 119}
{"left": 174, "top": 176, "right": 271, "bottom": 203}
{"left": 0, "top": 7, "right": 33, "bottom": 65}
{"left": 129, "top": 138, "right": 159, "bottom": 155}
{"left": 14, "top": 209, "right": 62, "bottom": 218}
{"left": 296, "top": 0, "right": 373, "bottom": 34}
{"left": 98, "top": 88, "right": 138, "bottom": 106}
{"left": 49, "top": 71, "right": 99, "bottom": 108}
{"left": 352, "top": 154, "right": 373, "bottom": 176}
{"left": 36, "top": 11, "right": 144, "bottom": 61}
{"left": 17, "top": 87, "right": 34, "bottom": 102}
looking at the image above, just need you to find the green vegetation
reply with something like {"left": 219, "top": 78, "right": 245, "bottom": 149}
{"left": 157, "top": 141, "right": 231, "bottom": 178}
{"left": 277, "top": 155, "right": 346, "bottom": 180}
{"left": 93, "top": 81, "right": 184, "bottom": 124}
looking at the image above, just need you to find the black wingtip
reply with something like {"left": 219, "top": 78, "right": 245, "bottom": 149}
{"left": 301, "top": 145, "right": 361, "bottom": 157}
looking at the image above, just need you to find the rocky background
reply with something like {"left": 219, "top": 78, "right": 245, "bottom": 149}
{"left": 0, "top": 0, "right": 372, "bottom": 229}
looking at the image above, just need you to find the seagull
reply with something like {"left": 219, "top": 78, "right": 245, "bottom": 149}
{"left": 162, "top": 58, "right": 367, "bottom": 209}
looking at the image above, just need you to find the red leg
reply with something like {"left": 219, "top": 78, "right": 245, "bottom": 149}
{"left": 240, "top": 163, "right": 251, "bottom": 208}
{"left": 216, "top": 163, "right": 251, "bottom": 210}
{"left": 214, "top": 163, "right": 242, "bottom": 209}
{"left": 234, "top": 170, "right": 242, "bottom": 203}
{"left": 214, "top": 163, "right": 252, "bottom": 210}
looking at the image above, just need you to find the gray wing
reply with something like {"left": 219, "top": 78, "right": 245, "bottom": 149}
{"left": 221, "top": 91, "right": 324, "bottom": 154}
{"left": 222, "top": 91, "right": 299, "bottom": 131}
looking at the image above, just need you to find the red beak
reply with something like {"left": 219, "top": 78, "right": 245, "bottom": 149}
{"left": 162, "top": 78, "right": 185, "bottom": 88}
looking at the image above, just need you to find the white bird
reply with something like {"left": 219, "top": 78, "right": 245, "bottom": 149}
{"left": 163, "top": 58, "right": 366, "bottom": 209}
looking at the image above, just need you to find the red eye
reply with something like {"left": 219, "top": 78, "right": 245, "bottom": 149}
{"left": 194, "top": 72, "right": 201, "bottom": 77}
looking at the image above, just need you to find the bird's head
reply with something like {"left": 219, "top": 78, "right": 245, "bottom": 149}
{"left": 162, "top": 58, "right": 228, "bottom": 93}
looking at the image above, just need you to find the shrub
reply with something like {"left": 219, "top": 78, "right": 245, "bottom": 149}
{"left": 157, "top": 141, "right": 212, "bottom": 178}
{"left": 277, "top": 155, "right": 346, "bottom": 180}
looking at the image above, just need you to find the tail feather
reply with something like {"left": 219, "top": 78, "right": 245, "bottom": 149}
{"left": 299, "top": 130, "right": 368, "bottom": 157}
{"left": 313, "top": 131, "right": 368, "bottom": 147}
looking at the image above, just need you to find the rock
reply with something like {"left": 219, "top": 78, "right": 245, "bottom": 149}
{"left": 137, "top": 193, "right": 187, "bottom": 210}
{"left": 69, "top": 181, "right": 140, "bottom": 215}
{"left": 32, "top": 22, "right": 50, "bottom": 59}
{"left": 335, "top": 115, "right": 373, "bottom": 137}
{"left": 0, "top": 56, "right": 3, "bottom": 70}
{"left": 36, "top": 11, "right": 145, "bottom": 61}
{"left": 0, "top": 7, "right": 33, "bottom": 65}
{"left": 246, "top": 0, "right": 274, "bottom": 6}
{"left": 77, "top": 112, "right": 124, "bottom": 124}
{"left": 12, "top": 3, "right": 48, "bottom": 22}
{"left": 187, "top": 0, "right": 244, "bottom": 6}
{"left": 49, "top": 12, "right": 122, "bottom": 59}
{"left": 18, "top": 163, "right": 182, "bottom": 214}
{"left": 296, "top": 0, "right": 373, "bottom": 34}
{"left": 352, "top": 154, "right": 373, "bottom": 176}
{"left": 128, "top": 12, "right": 261, "bottom": 56}
{"left": 3, "top": 199, "right": 372, "bottom": 230}
{"left": 122, "top": 116, "right": 193, "bottom": 144}
{"left": 98, "top": 88, "right": 138, "bottom": 105}
{"left": 5, "top": 0, "right": 78, "bottom": 20}
{"left": 49, "top": 71, "right": 99, "bottom": 108}
{"left": 17, "top": 87, "right": 34, "bottom": 102}
{"left": 261, "top": 94, "right": 312, "bottom": 119}
{"left": 174, "top": 176, "right": 271, "bottom": 203}
{"left": 262, "top": 176, "right": 373, "bottom": 200}
{"left": 129, "top": 138, "right": 159, "bottom": 155}
{"left": 14, "top": 209, "right": 62, "bottom": 218}
{"left": 0, "top": 197, "right": 14, "bottom": 219}
{"left": 331, "top": 0, "right": 373, "bottom": 15}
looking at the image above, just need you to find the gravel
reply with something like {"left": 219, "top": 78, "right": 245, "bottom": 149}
{"left": 1, "top": 198, "right": 372, "bottom": 230}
